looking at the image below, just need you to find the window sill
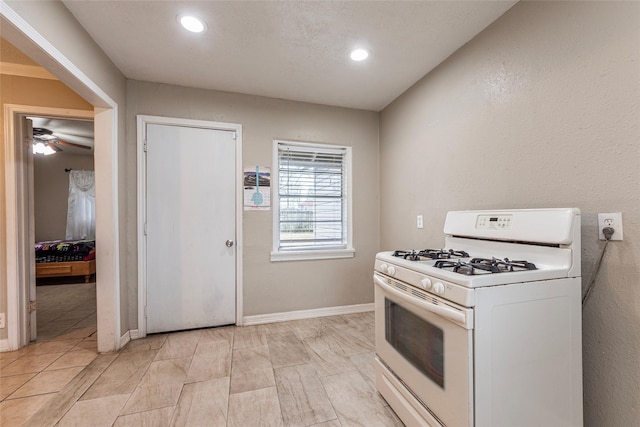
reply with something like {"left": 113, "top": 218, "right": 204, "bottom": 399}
{"left": 270, "top": 248, "right": 355, "bottom": 262}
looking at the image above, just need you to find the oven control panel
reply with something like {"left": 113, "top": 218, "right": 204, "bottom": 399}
{"left": 374, "top": 259, "right": 475, "bottom": 308}
{"left": 475, "top": 214, "right": 512, "bottom": 230}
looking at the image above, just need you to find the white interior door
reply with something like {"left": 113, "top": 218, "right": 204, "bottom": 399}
{"left": 145, "top": 123, "right": 236, "bottom": 334}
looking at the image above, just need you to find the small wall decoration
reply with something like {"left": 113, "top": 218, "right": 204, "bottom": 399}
{"left": 244, "top": 166, "right": 271, "bottom": 210}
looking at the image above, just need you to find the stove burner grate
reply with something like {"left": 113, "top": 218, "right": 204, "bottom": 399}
{"left": 434, "top": 257, "right": 537, "bottom": 275}
{"left": 392, "top": 249, "right": 470, "bottom": 261}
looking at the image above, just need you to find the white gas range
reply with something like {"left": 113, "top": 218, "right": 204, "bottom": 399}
{"left": 374, "top": 208, "right": 583, "bottom": 427}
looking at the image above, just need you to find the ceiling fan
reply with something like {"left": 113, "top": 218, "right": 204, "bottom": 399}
{"left": 30, "top": 117, "right": 94, "bottom": 155}
{"left": 32, "top": 127, "right": 91, "bottom": 155}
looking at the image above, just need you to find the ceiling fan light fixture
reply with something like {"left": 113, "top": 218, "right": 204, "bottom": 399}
{"left": 179, "top": 15, "right": 206, "bottom": 33}
{"left": 33, "top": 142, "right": 46, "bottom": 154}
{"left": 33, "top": 142, "right": 56, "bottom": 155}
{"left": 350, "top": 48, "right": 370, "bottom": 62}
{"left": 43, "top": 145, "right": 57, "bottom": 155}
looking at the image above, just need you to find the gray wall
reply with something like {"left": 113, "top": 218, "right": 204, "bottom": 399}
{"left": 34, "top": 153, "right": 94, "bottom": 242}
{"left": 126, "top": 80, "right": 380, "bottom": 327}
{"left": 379, "top": 2, "right": 640, "bottom": 426}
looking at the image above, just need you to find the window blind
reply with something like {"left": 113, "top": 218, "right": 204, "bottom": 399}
{"left": 278, "top": 144, "right": 346, "bottom": 250}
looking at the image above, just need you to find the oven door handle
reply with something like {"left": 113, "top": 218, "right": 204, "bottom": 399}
{"left": 374, "top": 274, "right": 471, "bottom": 329}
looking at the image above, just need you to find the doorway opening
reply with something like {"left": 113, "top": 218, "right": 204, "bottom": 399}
{"left": 5, "top": 107, "right": 95, "bottom": 349}
{"left": 30, "top": 115, "right": 97, "bottom": 343}
{"left": 2, "top": 15, "right": 121, "bottom": 352}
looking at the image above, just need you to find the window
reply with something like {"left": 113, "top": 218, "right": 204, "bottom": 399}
{"left": 271, "top": 140, "right": 354, "bottom": 261}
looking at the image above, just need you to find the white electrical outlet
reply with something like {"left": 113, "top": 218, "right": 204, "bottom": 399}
{"left": 0, "top": 313, "right": 5, "bottom": 329}
{"left": 417, "top": 215, "right": 424, "bottom": 229}
{"left": 598, "top": 212, "right": 623, "bottom": 241}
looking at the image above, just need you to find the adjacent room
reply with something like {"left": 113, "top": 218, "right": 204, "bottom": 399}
{"left": 31, "top": 116, "right": 97, "bottom": 341}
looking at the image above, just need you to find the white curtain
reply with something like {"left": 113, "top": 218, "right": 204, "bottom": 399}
{"left": 65, "top": 170, "right": 96, "bottom": 240}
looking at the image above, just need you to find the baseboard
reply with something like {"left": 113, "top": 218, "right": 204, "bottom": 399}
{"left": 242, "top": 303, "right": 374, "bottom": 326}
{"left": 0, "top": 338, "right": 9, "bottom": 352}
{"left": 116, "top": 305, "right": 373, "bottom": 337}
{"left": 119, "top": 330, "right": 131, "bottom": 349}
{"left": 118, "top": 329, "right": 142, "bottom": 349}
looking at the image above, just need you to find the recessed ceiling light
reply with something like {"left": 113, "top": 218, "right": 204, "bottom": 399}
{"left": 350, "top": 48, "right": 369, "bottom": 62}
{"left": 179, "top": 15, "right": 206, "bottom": 33}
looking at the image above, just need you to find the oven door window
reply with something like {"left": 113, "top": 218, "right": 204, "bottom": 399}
{"left": 385, "top": 298, "right": 444, "bottom": 388}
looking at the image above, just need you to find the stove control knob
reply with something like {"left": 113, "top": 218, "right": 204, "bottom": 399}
{"left": 420, "top": 278, "right": 432, "bottom": 290}
{"left": 387, "top": 266, "right": 396, "bottom": 276}
{"left": 433, "top": 282, "right": 445, "bottom": 295}
{"left": 380, "top": 263, "right": 388, "bottom": 273}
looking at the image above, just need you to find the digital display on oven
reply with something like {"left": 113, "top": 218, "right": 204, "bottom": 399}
{"left": 476, "top": 214, "right": 513, "bottom": 229}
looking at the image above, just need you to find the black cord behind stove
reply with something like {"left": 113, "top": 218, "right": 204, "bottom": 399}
{"left": 581, "top": 227, "right": 614, "bottom": 310}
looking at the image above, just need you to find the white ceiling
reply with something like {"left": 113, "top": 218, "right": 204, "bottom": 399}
{"left": 62, "top": 1, "right": 516, "bottom": 112}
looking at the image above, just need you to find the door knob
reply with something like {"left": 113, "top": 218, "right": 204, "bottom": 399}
{"left": 225, "top": 240, "right": 234, "bottom": 247}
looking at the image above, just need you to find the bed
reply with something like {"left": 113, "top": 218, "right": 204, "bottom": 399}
{"left": 35, "top": 239, "right": 96, "bottom": 283}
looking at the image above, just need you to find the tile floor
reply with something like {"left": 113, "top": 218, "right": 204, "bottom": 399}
{"left": 34, "top": 280, "right": 98, "bottom": 342}
{"left": 1, "top": 282, "right": 403, "bottom": 426}
{"left": 1, "top": 281, "right": 99, "bottom": 426}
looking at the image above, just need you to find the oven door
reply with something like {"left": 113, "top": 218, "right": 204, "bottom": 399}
{"left": 374, "top": 272, "right": 474, "bottom": 427}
